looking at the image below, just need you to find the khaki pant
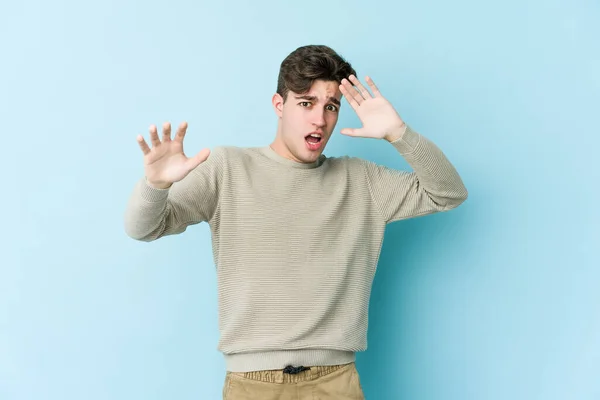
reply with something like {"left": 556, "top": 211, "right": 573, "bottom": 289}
{"left": 222, "top": 362, "right": 365, "bottom": 399}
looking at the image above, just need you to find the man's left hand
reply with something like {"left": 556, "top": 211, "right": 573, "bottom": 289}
{"left": 339, "top": 75, "right": 406, "bottom": 142}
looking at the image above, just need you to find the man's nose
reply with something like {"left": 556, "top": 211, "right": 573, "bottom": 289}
{"left": 312, "top": 108, "right": 326, "bottom": 127}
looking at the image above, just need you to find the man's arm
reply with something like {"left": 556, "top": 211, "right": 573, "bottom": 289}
{"left": 338, "top": 75, "right": 467, "bottom": 222}
{"left": 123, "top": 121, "right": 222, "bottom": 241}
{"left": 124, "top": 151, "right": 222, "bottom": 241}
{"left": 363, "top": 124, "right": 467, "bottom": 223}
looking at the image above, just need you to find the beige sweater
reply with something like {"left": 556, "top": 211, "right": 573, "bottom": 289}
{"left": 124, "top": 125, "right": 468, "bottom": 372}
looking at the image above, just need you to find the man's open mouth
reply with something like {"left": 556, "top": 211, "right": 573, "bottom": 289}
{"left": 305, "top": 133, "right": 322, "bottom": 144}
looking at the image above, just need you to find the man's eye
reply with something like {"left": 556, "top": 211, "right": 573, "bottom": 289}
{"left": 299, "top": 102, "right": 310, "bottom": 107}
{"left": 326, "top": 105, "right": 338, "bottom": 112}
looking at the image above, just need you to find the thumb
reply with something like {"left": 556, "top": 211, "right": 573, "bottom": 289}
{"left": 186, "top": 148, "right": 211, "bottom": 170}
{"left": 340, "top": 128, "right": 363, "bottom": 137}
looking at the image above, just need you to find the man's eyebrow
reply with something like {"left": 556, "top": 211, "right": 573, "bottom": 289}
{"left": 294, "top": 95, "right": 341, "bottom": 105}
{"left": 294, "top": 95, "right": 317, "bottom": 102}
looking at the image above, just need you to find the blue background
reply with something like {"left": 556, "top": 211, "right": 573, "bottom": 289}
{"left": 1, "top": 0, "right": 598, "bottom": 399}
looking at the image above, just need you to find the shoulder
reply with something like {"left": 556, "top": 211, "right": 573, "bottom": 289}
{"left": 209, "top": 145, "right": 265, "bottom": 162}
{"left": 321, "top": 153, "right": 370, "bottom": 171}
{"left": 188, "top": 145, "right": 266, "bottom": 181}
{"left": 200, "top": 146, "right": 271, "bottom": 171}
{"left": 203, "top": 145, "right": 252, "bottom": 161}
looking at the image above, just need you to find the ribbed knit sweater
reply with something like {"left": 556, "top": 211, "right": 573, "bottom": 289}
{"left": 124, "top": 125, "right": 468, "bottom": 372}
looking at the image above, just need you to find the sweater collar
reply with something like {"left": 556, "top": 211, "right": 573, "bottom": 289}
{"left": 259, "top": 145, "right": 325, "bottom": 169}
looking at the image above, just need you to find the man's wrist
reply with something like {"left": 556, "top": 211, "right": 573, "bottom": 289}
{"left": 384, "top": 123, "right": 407, "bottom": 143}
{"left": 146, "top": 178, "right": 172, "bottom": 190}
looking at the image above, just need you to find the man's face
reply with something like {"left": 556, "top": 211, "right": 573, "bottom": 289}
{"left": 271, "top": 79, "right": 342, "bottom": 164}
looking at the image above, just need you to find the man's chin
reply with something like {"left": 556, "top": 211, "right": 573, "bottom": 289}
{"left": 299, "top": 145, "right": 326, "bottom": 163}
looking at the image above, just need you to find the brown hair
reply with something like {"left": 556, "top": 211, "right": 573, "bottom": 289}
{"left": 276, "top": 45, "right": 356, "bottom": 102}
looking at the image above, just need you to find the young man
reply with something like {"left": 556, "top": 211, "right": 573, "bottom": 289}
{"left": 124, "top": 45, "right": 468, "bottom": 399}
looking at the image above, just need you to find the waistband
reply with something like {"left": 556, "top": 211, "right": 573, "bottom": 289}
{"left": 227, "top": 362, "right": 354, "bottom": 384}
{"left": 224, "top": 349, "right": 356, "bottom": 373}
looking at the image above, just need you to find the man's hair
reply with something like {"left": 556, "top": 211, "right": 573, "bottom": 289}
{"left": 276, "top": 45, "right": 356, "bottom": 102}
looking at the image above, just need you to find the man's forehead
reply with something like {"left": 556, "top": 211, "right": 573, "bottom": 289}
{"left": 305, "top": 88, "right": 341, "bottom": 97}
{"left": 302, "top": 80, "right": 340, "bottom": 94}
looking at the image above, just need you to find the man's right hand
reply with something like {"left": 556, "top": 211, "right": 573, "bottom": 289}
{"left": 137, "top": 121, "right": 210, "bottom": 189}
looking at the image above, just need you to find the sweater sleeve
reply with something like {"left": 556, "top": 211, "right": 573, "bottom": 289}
{"left": 123, "top": 147, "right": 225, "bottom": 241}
{"left": 363, "top": 125, "right": 468, "bottom": 223}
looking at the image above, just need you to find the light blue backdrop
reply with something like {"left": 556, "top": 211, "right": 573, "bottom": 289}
{"left": 1, "top": 0, "right": 598, "bottom": 399}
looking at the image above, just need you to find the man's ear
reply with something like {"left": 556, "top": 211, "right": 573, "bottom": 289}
{"left": 272, "top": 93, "right": 284, "bottom": 118}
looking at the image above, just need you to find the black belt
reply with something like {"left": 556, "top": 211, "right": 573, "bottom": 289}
{"left": 283, "top": 365, "right": 311, "bottom": 375}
